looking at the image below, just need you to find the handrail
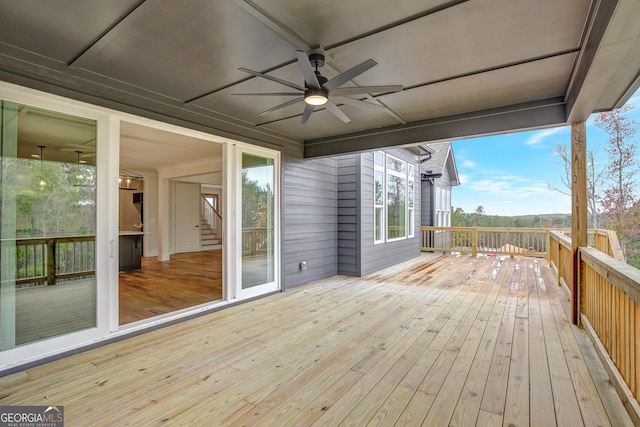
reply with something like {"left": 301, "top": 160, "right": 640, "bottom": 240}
{"left": 420, "top": 226, "right": 549, "bottom": 258}
{"left": 201, "top": 195, "right": 223, "bottom": 221}
{"left": 548, "top": 230, "right": 640, "bottom": 420}
{"left": 200, "top": 195, "right": 222, "bottom": 246}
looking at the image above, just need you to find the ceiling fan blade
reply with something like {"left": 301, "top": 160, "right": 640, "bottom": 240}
{"left": 323, "top": 59, "right": 377, "bottom": 91}
{"left": 334, "top": 96, "right": 388, "bottom": 112}
{"left": 325, "top": 102, "right": 351, "bottom": 123}
{"left": 295, "top": 50, "right": 321, "bottom": 90}
{"left": 239, "top": 67, "right": 305, "bottom": 91}
{"left": 232, "top": 92, "right": 302, "bottom": 96}
{"left": 258, "top": 97, "right": 304, "bottom": 116}
{"left": 301, "top": 104, "right": 314, "bottom": 124}
{"left": 330, "top": 85, "right": 403, "bottom": 96}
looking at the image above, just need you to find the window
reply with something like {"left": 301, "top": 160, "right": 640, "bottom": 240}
{"left": 435, "top": 187, "right": 451, "bottom": 227}
{"left": 374, "top": 152, "right": 416, "bottom": 243}
{"left": 408, "top": 164, "right": 415, "bottom": 238}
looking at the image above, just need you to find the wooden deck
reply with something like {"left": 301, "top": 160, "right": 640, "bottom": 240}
{"left": 0, "top": 254, "right": 633, "bottom": 426}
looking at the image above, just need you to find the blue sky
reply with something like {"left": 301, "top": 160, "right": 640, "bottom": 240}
{"left": 451, "top": 89, "right": 640, "bottom": 216}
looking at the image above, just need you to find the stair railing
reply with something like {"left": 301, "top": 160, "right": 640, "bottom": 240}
{"left": 201, "top": 195, "right": 223, "bottom": 244}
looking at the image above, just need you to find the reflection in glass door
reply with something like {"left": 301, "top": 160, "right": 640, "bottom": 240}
{"left": 0, "top": 101, "right": 97, "bottom": 349}
{"left": 240, "top": 153, "right": 276, "bottom": 293}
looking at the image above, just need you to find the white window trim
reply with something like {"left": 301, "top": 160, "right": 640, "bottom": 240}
{"left": 374, "top": 155, "right": 385, "bottom": 244}
{"left": 374, "top": 151, "right": 415, "bottom": 244}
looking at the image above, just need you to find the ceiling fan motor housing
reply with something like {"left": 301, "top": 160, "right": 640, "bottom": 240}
{"left": 309, "top": 52, "right": 325, "bottom": 69}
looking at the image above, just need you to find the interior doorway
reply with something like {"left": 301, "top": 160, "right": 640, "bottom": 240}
{"left": 117, "top": 121, "right": 224, "bottom": 325}
{"left": 173, "top": 181, "right": 201, "bottom": 254}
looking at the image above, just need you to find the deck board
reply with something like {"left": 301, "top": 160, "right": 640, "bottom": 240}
{"left": 0, "top": 254, "right": 634, "bottom": 426}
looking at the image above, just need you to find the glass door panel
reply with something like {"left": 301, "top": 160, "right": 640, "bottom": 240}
{"left": 240, "top": 152, "right": 276, "bottom": 294}
{"left": 0, "top": 101, "right": 97, "bottom": 350}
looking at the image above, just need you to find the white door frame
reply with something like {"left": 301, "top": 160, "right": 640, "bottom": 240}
{"left": 226, "top": 144, "right": 280, "bottom": 301}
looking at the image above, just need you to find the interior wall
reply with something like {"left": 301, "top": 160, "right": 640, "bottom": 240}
{"left": 142, "top": 173, "right": 159, "bottom": 257}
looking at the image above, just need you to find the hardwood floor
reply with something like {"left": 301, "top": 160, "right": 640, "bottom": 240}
{"left": 119, "top": 250, "right": 222, "bottom": 324}
{"left": 1, "top": 254, "right": 633, "bottom": 426}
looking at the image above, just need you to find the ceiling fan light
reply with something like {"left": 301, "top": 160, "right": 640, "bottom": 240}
{"left": 305, "top": 90, "right": 328, "bottom": 106}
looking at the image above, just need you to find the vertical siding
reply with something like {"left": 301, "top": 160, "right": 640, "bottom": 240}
{"left": 282, "top": 157, "right": 338, "bottom": 289}
{"left": 337, "top": 154, "right": 360, "bottom": 276}
{"left": 360, "top": 149, "right": 421, "bottom": 276}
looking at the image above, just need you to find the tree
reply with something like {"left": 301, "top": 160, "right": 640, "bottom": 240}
{"left": 473, "top": 205, "right": 484, "bottom": 226}
{"left": 594, "top": 103, "right": 640, "bottom": 264}
{"left": 549, "top": 142, "right": 605, "bottom": 228}
{"left": 452, "top": 206, "right": 466, "bottom": 227}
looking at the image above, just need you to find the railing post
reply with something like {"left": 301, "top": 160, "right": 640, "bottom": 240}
{"left": 545, "top": 229, "right": 550, "bottom": 261}
{"left": 46, "top": 239, "right": 56, "bottom": 286}
{"left": 571, "top": 121, "right": 587, "bottom": 326}
{"left": 471, "top": 228, "right": 477, "bottom": 258}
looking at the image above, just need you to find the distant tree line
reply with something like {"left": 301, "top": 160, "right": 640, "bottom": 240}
{"left": 452, "top": 205, "right": 570, "bottom": 229}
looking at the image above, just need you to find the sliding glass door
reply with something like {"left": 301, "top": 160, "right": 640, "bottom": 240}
{"left": 0, "top": 100, "right": 97, "bottom": 350}
{"left": 237, "top": 149, "right": 278, "bottom": 298}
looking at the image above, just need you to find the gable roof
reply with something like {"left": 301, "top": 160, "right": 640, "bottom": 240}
{"left": 420, "top": 141, "right": 460, "bottom": 186}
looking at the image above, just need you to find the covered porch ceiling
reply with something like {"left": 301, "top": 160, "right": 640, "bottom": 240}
{"left": 1, "top": 0, "right": 639, "bottom": 157}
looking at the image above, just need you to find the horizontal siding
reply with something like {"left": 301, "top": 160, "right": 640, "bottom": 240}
{"left": 421, "top": 180, "right": 433, "bottom": 226}
{"left": 360, "top": 149, "right": 421, "bottom": 276}
{"left": 337, "top": 154, "right": 360, "bottom": 276}
{"left": 282, "top": 157, "right": 337, "bottom": 289}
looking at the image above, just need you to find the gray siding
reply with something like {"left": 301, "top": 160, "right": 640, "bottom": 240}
{"left": 282, "top": 157, "right": 338, "bottom": 289}
{"left": 421, "top": 168, "right": 453, "bottom": 227}
{"left": 421, "top": 179, "right": 434, "bottom": 226}
{"left": 337, "top": 154, "right": 360, "bottom": 276}
{"left": 360, "top": 149, "right": 421, "bottom": 276}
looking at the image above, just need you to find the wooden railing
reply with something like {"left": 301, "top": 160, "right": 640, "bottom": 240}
{"left": 242, "top": 228, "right": 270, "bottom": 257}
{"left": 559, "top": 229, "right": 626, "bottom": 261}
{"left": 201, "top": 195, "right": 223, "bottom": 245}
{"left": 15, "top": 236, "right": 95, "bottom": 288}
{"left": 549, "top": 231, "right": 573, "bottom": 294}
{"left": 549, "top": 230, "right": 640, "bottom": 420}
{"left": 420, "top": 226, "right": 549, "bottom": 258}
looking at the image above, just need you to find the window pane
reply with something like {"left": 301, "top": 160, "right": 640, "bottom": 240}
{"left": 387, "top": 174, "right": 406, "bottom": 240}
{"left": 1, "top": 101, "right": 97, "bottom": 350}
{"left": 375, "top": 170, "right": 384, "bottom": 205}
{"left": 374, "top": 151, "right": 384, "bottom": 167}
{"left": 241, "top": 153, "right": 274, "bottom": 289}
{"left": 408, "top": 179, "right": 414, "bottom": 208}
{"left": 386, "top": 156, "right": 406, "bottom": 174}
{"left": 375, "top": 207, "right": 383, "bottom": 242}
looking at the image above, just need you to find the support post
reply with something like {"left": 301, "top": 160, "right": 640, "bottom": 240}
{"left": 571, "top": 121, "right": 588, "bottom": 325}
{"left": 471, "top": 229, "right": 477, "bottom": 258}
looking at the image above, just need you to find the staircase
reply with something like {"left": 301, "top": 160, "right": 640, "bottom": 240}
{"left": 200, "top": 216, "right": 222, "bottom": 250}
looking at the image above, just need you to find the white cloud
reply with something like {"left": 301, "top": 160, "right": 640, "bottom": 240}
{"left": 524, "top": 127, "right": 565, "bottom": 147}
{"left": 462, "top": 159, "right": 475, "bottom": 168}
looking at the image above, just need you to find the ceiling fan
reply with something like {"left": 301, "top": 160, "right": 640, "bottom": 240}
{"left": 235, "top": 48, "right": 402, "bottom": 124}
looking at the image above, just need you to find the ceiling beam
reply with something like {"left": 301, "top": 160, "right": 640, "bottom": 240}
{"left": 68, "top": 0, "right": 153, "bottom": 67}
{"left": 304, "top": 97, "right": 567, "bottom": 158}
